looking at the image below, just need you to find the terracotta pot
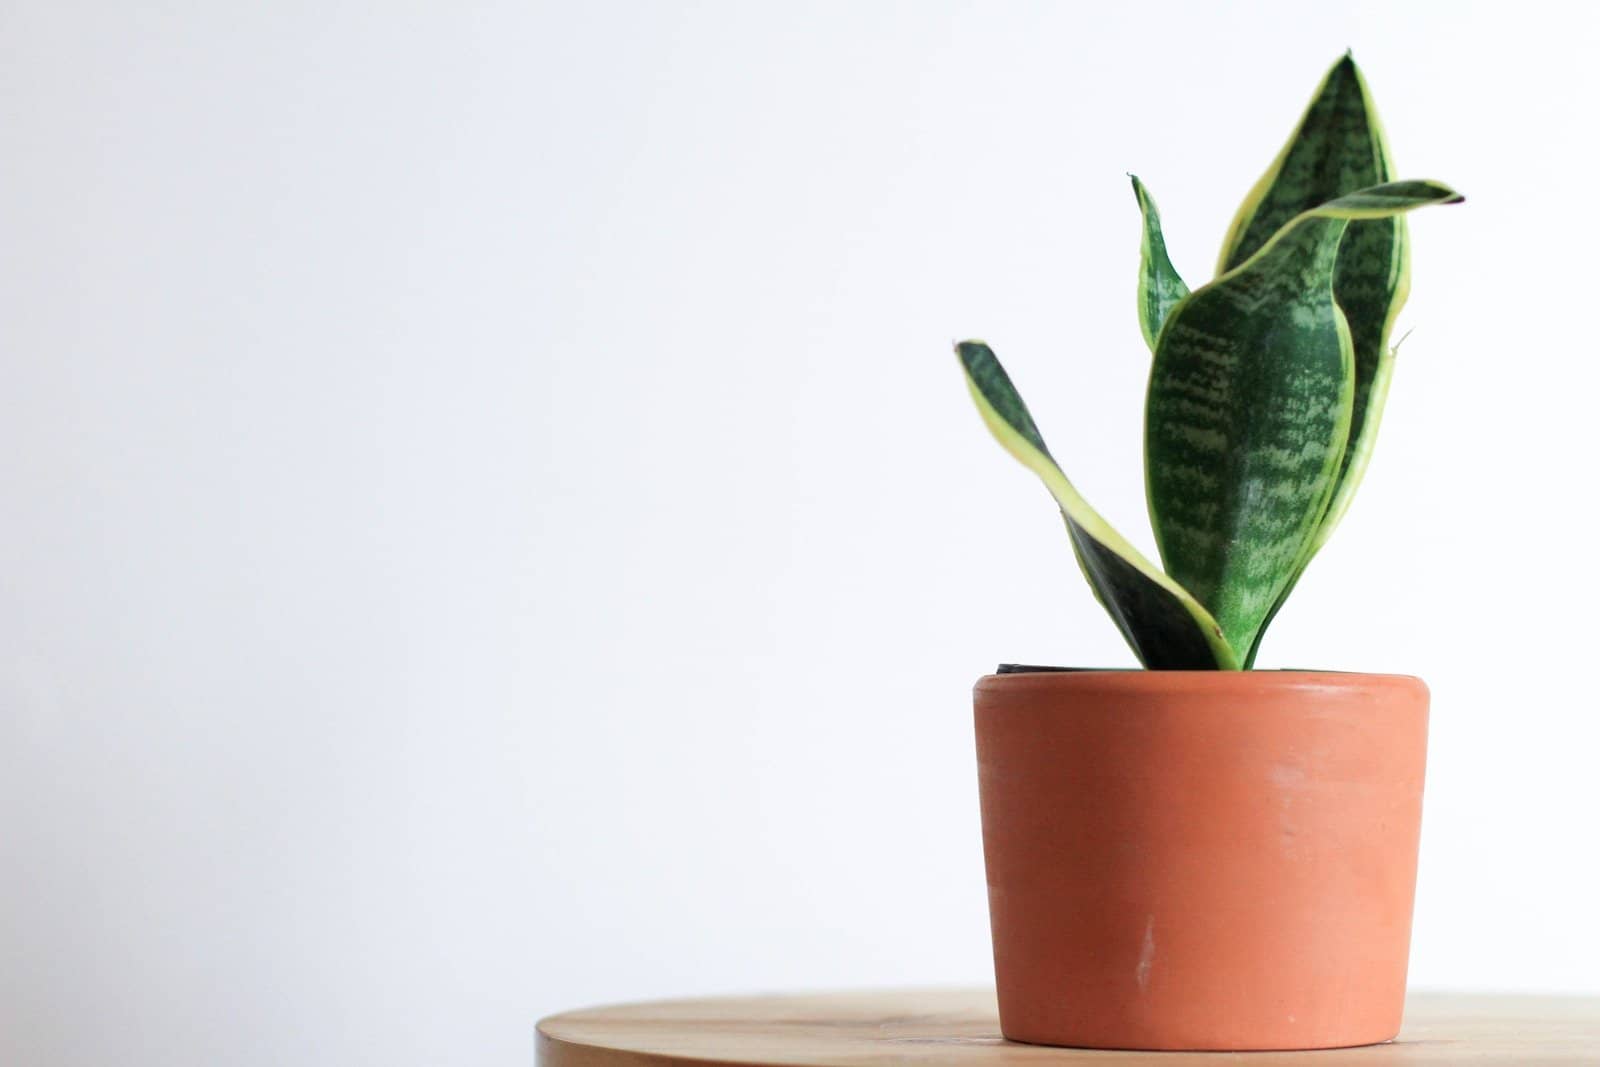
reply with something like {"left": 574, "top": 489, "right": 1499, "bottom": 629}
{"left": 974, "top": 670, "right": 1429, "bottom": 1051}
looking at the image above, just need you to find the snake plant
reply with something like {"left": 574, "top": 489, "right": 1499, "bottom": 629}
{"left": 957, "top": 54, "right": 1461, "bottom": 669}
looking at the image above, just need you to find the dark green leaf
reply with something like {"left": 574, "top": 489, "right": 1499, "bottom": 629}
{"left": 1219, "top": 53, "right": 1411, "bottom": 575}
{"left": 958, "top": 340, "right": 1238, "bottom": 669}
{"left": 1146, "top": 181, "right": 1461, "bottom": 657}
{"left": 1132, "top": 176, "right": 1189, "bottom": 352}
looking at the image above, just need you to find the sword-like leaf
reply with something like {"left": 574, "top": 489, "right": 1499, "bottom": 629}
{"left": 1240, "top": 337, "right": 1399, "bottom": 666}
{"left": 1307, "top": 334, "right": 1398, "bottom": 549}
{"left": 958, "top": 341, "right": 1238, "bottom": 670}
{"left": 1218, "top": 52, "right": 1407, "bottom": 563}
{"left": 1132, "top": 176, "right": 1189, "bottom": 351}
{"left": 1146, "top": 181, "right": 1461, "bottom": 657}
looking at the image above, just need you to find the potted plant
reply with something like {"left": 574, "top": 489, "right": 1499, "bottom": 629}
{"left": 956, "top": 54, "right": 1461, "bottom": 1052}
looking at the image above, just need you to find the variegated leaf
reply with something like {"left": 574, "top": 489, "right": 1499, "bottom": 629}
{"left": 1146, "top": 181, "right": 1462, "bottom": 658}
{"left": 1219, "top": 52, "right": 1408, "bottom": 565}
{"left": 1132, "top": 176, "right": 1188, "bottom": 351}
{"left": 958, "top": 341, "right": 1238, "bottom": 670}
{"left": 1241, "top": 336, "right": 1401, "bottom": 665}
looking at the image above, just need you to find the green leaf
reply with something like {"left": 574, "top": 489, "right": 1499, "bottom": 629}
{"left": 1306, "top": 332, "right": 1399, "bottom": 549}
{"left": 1240, "top": 335, "right": 1401, "bottom": 666}
{"left": 957, "top": 340, "right": 1238, "bottom": 670}
{"left": 1218, "top": 52, "right": 1408, "bottom": 561}
{"left": 1145, "top": 181, "right": 1462, "bottom": 658}
{"left": 1132, "top": 175, "right": 1189, "bottom": 351}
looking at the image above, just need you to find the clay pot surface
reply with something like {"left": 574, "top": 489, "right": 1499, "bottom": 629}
{"left": 975, "top": 670, "right": 1429, "bottom": 1051}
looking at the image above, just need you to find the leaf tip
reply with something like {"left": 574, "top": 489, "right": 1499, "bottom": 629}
{"left": 1327, "top": 49, "right": 1364, "bottom": 86}
{"left": 955, "top": 339, "right": 990, "bottom": 368}
{"left": 1422, "top": 181, "right": 1466, "bottom": 206}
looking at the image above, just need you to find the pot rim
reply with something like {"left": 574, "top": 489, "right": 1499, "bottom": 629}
{"left": 976, "top": 669, "right": 1427, "bottom": 698}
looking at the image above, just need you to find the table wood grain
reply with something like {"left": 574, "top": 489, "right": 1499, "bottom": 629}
{"left": 537, "top": 989, "right": 1599, "bottom": 1066}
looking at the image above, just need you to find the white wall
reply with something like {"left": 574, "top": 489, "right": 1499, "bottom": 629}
{"left": 2, "top": 2, "right": 1595, "bottom": 1064}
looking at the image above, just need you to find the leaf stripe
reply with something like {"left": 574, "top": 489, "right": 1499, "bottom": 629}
{"left": 1146, "top": 181, "right": 1460, "bottom": 658}
{"left": 958, "top": 340, "right": 1238, "bottom": 670}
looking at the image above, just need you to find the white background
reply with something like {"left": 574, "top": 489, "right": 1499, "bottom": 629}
{"left": 3, "top": 2, "right": 1596, "bottom": 1064}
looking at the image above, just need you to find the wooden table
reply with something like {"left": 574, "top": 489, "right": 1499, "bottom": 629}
{"left": 537, "top": 989, "right": 1599, "bottom": 1065}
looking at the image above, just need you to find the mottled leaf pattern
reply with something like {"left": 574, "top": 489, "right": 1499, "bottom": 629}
{"left": 952, "top": 56, "right": 1459, "bottom": 669}
{"left": 1239, "top": 338, "right": 1398, "bottom": 665}
{"left": 1306, "top": 337, "right": 1397, "bottom": 550}
{"left": 958, "top": 341, "right": 1238, "bottom": 670}
{"left": 1132, "top": 176, "right": 1189, "bottom": 351}
{"left": 1219, "top": 53, "right": 1407, "bottom": 564}
{"left": 1146, "top": 181, "right": 1461, "bottom": 657}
